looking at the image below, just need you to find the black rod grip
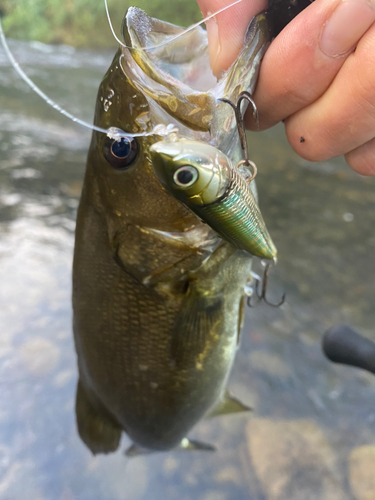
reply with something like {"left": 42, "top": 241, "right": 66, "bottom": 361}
{"left": 266, "top": 0, "right": 313, "bottom": 38}
{"left": 323, "top": 325, "right": 375, "bottom": 375}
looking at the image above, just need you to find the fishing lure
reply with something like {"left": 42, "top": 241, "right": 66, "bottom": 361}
{"left": 150, "top": 138, "right": 277, "bottom": 259}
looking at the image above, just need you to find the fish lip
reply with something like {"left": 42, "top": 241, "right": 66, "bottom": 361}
{"left": 121, "top": 7, "right": 218, "bottom": 133}
{"left": 122, "top": 8, "right": 271, "bottom": 161}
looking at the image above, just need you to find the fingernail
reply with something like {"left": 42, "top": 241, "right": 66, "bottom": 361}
{"left": 320, "top": 0, "right": 375, "bottom": 58}
{"left": 205, "top": 14, "right": 221, "bottom": 74}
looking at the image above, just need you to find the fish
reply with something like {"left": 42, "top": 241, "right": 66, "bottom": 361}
{"left": 150, "top": 139, "right": 277, "bottom": 259}
{"left": 72, "top": 0, "right": 313, "bottom": 455}
{"left": 0, "top": 0, "right": 314, "bottom": 455}
{"left": 72, "top": 7, "right": 270, "bottom": 455}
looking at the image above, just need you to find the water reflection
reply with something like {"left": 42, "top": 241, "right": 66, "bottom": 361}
{"left": 1, "top": 39, "right": 375, "bottom": 500}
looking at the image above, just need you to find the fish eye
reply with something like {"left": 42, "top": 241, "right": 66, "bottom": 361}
{"left": 173, "top": 166, "right": 198, "bottom": 188}
{"left": 103, "top": 135, "right": 138, "bottom": 170}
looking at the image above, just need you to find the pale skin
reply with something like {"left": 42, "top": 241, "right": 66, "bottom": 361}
{"left": 197, "top": 0, "right": 375, "bottom": 175}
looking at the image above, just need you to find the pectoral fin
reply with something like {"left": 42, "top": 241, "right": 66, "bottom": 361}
{"left": 170, "top": 285, "right": 223, "bottom": 365}
{"left": 206, "top": 390, "right": 251, "bottom": 418}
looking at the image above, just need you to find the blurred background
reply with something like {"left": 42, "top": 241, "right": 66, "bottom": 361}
{"left": 0, "top": 0, "right": 200, "bottom": 47}
{"left": 1, "top": 1, "right": 375, "bottom": 499}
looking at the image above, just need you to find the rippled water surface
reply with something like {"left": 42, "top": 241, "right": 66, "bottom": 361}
{"left": 1, "top": 39, "right": 375, "bottom": 500}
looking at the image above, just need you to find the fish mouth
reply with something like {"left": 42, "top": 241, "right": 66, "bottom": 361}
{"left": 120, "top": 7, "right": 216, "bottom": 134}
{"left": 120, "top": 8, "right": 270, "bottom": 149}
{"left": 123, "top": 7, "right": 217, "bottom": 93}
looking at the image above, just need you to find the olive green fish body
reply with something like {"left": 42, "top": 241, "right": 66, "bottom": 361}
{"left": 74, "top": 197, "right": 251, "bottom": 450}
{"left": 73, "top": 8, "right": 273, "bottom": 453}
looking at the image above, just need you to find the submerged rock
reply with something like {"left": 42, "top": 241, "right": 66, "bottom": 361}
{"left": 247, "top": 418, "right": 346, "bottom": 500}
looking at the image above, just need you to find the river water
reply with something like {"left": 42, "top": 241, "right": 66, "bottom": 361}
{"left": 1, "top": 38, "right": 375, "bottom": 500}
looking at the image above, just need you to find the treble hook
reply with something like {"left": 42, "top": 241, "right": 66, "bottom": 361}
{"left": 247, "top": 262, "right": 286, "bottom": 308}
{"left": 218, "top": 91, "right": 259, "bottom": 166}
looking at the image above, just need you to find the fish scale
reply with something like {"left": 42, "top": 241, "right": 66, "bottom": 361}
{"left": 74, "top": 185, "right": 251, "bottom": 452}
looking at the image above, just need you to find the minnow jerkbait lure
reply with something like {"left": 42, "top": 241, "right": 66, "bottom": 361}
{"left": 150, "top": 139, "right": 277, "bottom": 259}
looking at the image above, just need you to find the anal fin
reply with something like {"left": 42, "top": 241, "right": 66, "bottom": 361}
{"left": 179, "top": 438, "right": 216, "bottom": 452}
{"left": 125, "top": 438, "right": 216, "bottom": 457}
{"left": 206, "top": 390, "right": 252, "bottom": 418}
{"left": 75, "top": 380, "right": 122, "bottom": 455}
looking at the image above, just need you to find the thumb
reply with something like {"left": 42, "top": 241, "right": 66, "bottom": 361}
{"left": 196, "top": 0, "right": 267, "bottom": 74}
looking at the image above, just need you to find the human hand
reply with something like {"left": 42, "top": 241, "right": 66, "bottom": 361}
{"left": 197, "top": 0, "right": 375, "bottom": 175}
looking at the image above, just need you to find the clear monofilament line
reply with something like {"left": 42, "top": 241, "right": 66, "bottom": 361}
{"left": 0, "top": 18, "right": 113, "bottom": 136}
{"left": 105, "top": 0, "right": 245, "bottom": 51}
{"left": 0, "top": 0, "right": 245, "bottom": 138}
{"left": 0, "top": 18, "right": 172, "bottom": 139}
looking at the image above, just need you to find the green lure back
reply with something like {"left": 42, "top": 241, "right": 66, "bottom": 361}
{"left": 150, "top": 140, "right": 277, "bottom": 260}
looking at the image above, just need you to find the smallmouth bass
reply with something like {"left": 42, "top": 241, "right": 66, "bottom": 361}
{"left": 0, "top": 0, "right": 314, "bottom": 455}
{"left": 72, "top": 1, "right": 307, "bottom": 454}
{"left": 73, "top": 7, "right": 270, "bottom": 454}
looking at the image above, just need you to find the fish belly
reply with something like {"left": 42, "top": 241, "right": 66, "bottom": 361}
{"left": 72, "top": 195, "right": 251, "bottom": 452}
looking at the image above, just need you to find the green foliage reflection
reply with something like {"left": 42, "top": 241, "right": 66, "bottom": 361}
{"left": 0, "top": 0, "right": 201, "bottom": 47}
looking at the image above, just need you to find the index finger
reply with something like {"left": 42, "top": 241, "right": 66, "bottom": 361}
{"left": 196, "top": 0, "right": 267, "bottom": 74}
{"left": 247, "top": 0, "right": 375, "bottom": 130}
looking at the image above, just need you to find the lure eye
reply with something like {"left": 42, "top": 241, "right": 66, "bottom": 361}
{"left": 103, "top": 135, "right": 138, "bottom": 170}
{"left": 173, "top": 166, "right": 198, "bottom": 188}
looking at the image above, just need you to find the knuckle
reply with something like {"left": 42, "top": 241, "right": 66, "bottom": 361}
{"left": 345, "top": 145, "right": 375, "bottom": 176}
{"left": 349, "top": 39, "right": 375, "bottom": 121}
{"left": 350, "top": 72, "right": 375, "bottom": 122}
{"left": 285, "top": 83, "right": 320, "bottom": 110}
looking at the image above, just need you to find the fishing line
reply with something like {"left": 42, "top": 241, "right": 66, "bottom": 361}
{"left": 0, "top": 17, "right": 173, "bottom": 139}
{"left": 0, "top": 0, "right": 245, "bottom": 138}
{"left": 105, "top": 0, "right": 245, "bottom": 51}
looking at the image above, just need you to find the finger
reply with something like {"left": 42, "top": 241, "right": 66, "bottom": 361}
{"left": 285, "top": 22, "right": 375, "bottom": 161}
{"left": 345, "top": 138, "right": 375, "bottom": 176}
{"left": 196, "top": 0, "right": 267, "bottom": 74}
{"left": 246, "top": 0, "right": 375, "bottom": 130}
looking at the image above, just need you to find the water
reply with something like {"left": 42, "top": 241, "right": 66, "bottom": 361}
{"left": 1, "top": 39, "right": 375, "bottom": 500}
